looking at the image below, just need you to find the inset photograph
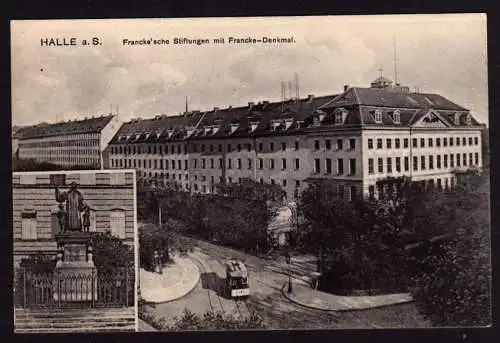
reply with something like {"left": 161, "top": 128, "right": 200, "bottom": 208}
{"left": 13, "top": 170, "right": 137, "bottom": 333}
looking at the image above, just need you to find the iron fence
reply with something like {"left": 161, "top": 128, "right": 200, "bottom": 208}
{"left": 14, "top": 267, "right": 134, "bottom": 309}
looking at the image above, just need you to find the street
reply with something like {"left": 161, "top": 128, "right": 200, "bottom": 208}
{"left": 143, "top": 238, "right": 429, "bottom": 329}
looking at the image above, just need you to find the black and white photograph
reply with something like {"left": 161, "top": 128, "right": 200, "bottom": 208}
{"left": 11, "top": 14, "right": 490, "bottom": 332}
{"left": 12, "top": 170, "right": 137, "bottom": 333}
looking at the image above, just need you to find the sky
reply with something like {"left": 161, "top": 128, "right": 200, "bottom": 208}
{"left": 11, "top": 14, "right": 488, "bottom": 127}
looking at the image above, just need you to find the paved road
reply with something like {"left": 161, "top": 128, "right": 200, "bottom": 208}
{"left": 146, "top": 239, "right": 429, "bottom": 329}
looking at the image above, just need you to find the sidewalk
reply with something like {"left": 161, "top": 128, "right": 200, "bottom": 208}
{"left": 140, "top": 254, "right": 200, "bottom": 303}
{"left": 282, "top": 283, "right": 413, "bottom": 311}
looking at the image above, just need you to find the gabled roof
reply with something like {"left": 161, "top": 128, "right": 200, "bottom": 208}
{"left": 16, "top": 115, "right": 115, "bottom": 140}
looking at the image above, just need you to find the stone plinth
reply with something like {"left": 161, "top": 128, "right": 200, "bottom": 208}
{"left": 53, "top": 231, "right": 97, "bottom": 302}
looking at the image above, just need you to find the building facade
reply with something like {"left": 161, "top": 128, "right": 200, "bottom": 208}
{"left": 107, "top": 77, "right": 484, "bottom": 200}
{"left": 15, "top": 115, "right": 121, "bottom": 169}
{"left": 13, "top": 170, "right": 136, "bottom": 266}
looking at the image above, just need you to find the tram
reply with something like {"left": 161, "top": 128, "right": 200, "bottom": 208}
{"left": 225, "top": 259, "right": 250, "bottom": 298}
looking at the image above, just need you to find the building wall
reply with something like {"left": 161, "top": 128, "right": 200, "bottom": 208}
{"left": 362, "top": 128, "right": 482, "bottom": 197}
{"left": 13, "top": 170, "right": 136, "bottom": 266}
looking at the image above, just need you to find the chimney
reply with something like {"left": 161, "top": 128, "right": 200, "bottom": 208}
{"left": 213, "top": 107, "right": 220, "bottom": 111}
{"left": 248, "top": 102, "right": 255, "bottom": 109}
{"left": 307, "top": 94, "right": 314, "bottom": 102}
{"left": 344, "top": 85, "right": 350, "bottom": 92}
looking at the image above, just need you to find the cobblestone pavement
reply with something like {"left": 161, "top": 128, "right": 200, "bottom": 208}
{"left": 146, "top": 239, "right": 430, "bottom": 329}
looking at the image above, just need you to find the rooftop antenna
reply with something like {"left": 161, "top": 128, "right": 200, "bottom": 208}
{"left": 378, "top": 68, "right": 384, "bottom": 78}
{"left": 281, "top": 81, "right": 285, "bottom": 111}
{"left": 288, "top": 81, "right": 293, "bottom": 101}
{"left": 116, "top": 104, "right": 119, "bottom": 118}
{"left": 185, "top": 96, "right": 189, "bottom": 114}
{"left": 393, "top": 33, "right": 398, "bottom": 85}
{"left": 295, "top": 72, "right": 300, "bottom": 102}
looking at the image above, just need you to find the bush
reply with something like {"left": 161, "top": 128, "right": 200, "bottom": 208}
{"left": 166, "top": 308, "right": 265, "bottom": 331}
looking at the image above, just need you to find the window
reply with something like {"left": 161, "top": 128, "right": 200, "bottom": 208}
{"left": 421, "top": 156, "right": 426, "bottom": 170}
{"left": 344, "top": 186, "right": 352, "bottom": 202}
{"left": 368, "top": 158, "right": 374, "bottom": 174}
{"left": 282, "top": 158, "right": 287, "bottom": 170}
{"left": 269, "top": 159, "right": 275, "bottom": 169}
{"left": 227, "top": 144, "right": 232, "bottom": 152}
{"left": 337, "top": 139, "right": 343, "bottom": 150}
{"left": 437, "top": 178, "right": 442, "bottom": 190}
{"left": 437, "top": 155, "right": 441, "bottom": 169}
{"left": 334, "top": 112, "right": 343, "bottom": 125}
{"left": 469, "top": 153, "right": 473, "bottom": 166}
{"left": 412, "top": 138, "right": 417, "bottom": 148}
{"left": 403, "top": 138, "right": 409, "bottom": 148}
{"left": 295, "top": 158, "right": 300, "bottom": 170}
{"left": 109, "top": 209, "right": 126, "bottom": 239}
{"left": 21, "top": 210, "right": 37, "bottom": 240}
{"left": 462, "top": 137, "right": 466, "bottom": 146}
{"left": 456, "top": 153, "right": 461, "bottom": 167}
{"left": 110, "top": 172, "right": 126, "bottom": 185}
{"left": 259, "top": 158, "right": 263, "bottom": 169}
{"left": 463, "top": 153, "right": 467, "bottom": 166}
{"left": 349, "top": 139, "right": 356, "bottom": 150}
{"left": 436, "top": 138, "right": 441, "bottom": 147}
{"left": 404, "top": 156, "right": 409, "bottom": 171}
{"left": 386, "top": 139, "right": 392, "bottom": 149}
{"left": 468, "top": 137, "right": 473, "bottom": 146}
{"left": 474, "top": 137, "right": 479, "bottom": 145}
{"left": 294, "top": 141, "right": 299, "bottom": 150}
{"left": 281, "top": 142, "right": 286, "bottom": 151}
{"left": 337, "top": 158, "right": 344, "bottom": 174}
{"left": 420, "top": 138, "right": 425, "bottom": 148}
{"left": 237, "top": 158, "right": 242, "bottom": 169}
{"left": 444, "top": 137, "right": 448, "bottom": 147}
{"left": 456, "top": 137, "right": 460, "bottom": 146}
{"left": 270, "top": 142, "right": 274, "bottom": 151}
{"left": 227, "top": 158, "right": 232, "bottom": 169}
{"left": 450, "top": 137, "right": 454, "bottom": 146}
{"left": 475, "top": 152, "right": 479, "bottom": 165}
{"left": 395, "top": 138, "right": 400, "bottom": 149}
{"left": 282, "top": 179, "right": 287, "bottom": 187}
{"left": 326, "top": 159, "right": 332, "bottom": 174}
{"left": 374, "top": 109, "right": 383, "bottom": 123}
{"left": 211, "top": 159, "right": 214, "bottom": 169}
{"left": 413, "top": 156, "right": 418, "bottom": 171}
{"left": 450, "top": 154, "right": 454, "bottom": 168}
{"left": 396, "top": 157, "right": 401, "bottom": 172}
{"left": 393, "top": 110, "right": 401, "bottom": 123}
{"left": 258, "top": 143, "right": 263, "bottom": 151}
{"left": 219, "top": 158, "right": 223, "bottom": 168}
{"left": 314, "top": 140, "right": 320, "bottom": 151}
{"left": 368, "top": 139, "right": 373, "bottom": 149}
{"left": 444, "top": 154, "right": 448, "bottom": 168}
{"left": 237, "top": 144, "right": 241, "bottom": 152}
{"left": 325, "top": 140, "right": 331, "bottom": 150}
{"left": 377, "top": 139, "right": 383, "bottom": 149}
{"left": 315, "top": 159, "right": 320, "bottom": 173}
{"left": 295, "top": 180, "right": 300, "bottom": 188}
{"left": 378, "top": 158, "right": 383, "bottom": 173}
{"left": 248, "top": 159, "right": 252, "bottom": 169}
{"left": 387, "top": 158, "right": 392, "bottom": 174}
{"left": 429, "top": 155, "right": 434, "bottom": 170}
{"left": 428, "top": 138, "right": 433, "bottom": 147}
{"left": 178, "top": 160, "right": 182, "bottom": 170}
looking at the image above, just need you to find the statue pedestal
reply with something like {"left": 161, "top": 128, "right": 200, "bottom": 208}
{"left": 53, "top": 232, "right": 97, "bottom": 302}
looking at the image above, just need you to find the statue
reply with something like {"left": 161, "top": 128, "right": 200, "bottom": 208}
{"left": 55, "top": 181, "right": 86, "bottom": 231}
{"left": 56, "top": 203, "right": 67, "bottom": 232}
{"left": 82, "top": 204, "right": 91, "bottom": 232}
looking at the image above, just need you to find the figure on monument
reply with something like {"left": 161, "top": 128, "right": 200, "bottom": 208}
{"left": 82, "top": 204, "right": 91, "bottom": 232}
{"left": 56, "top": 203, "right": 67, "bottom": 232}
{"left": 55, "top": 181, "right": 86, "bottom": 231}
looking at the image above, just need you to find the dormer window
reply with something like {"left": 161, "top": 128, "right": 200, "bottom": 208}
{"left": 185, "top": 127, "right": 195, "bottom": 137}
{"left": 374, "top": 109, "right": 383, "bottom": 124}
{"left": 212, "top": 125, "right": 221, "bottom": 135}
{"left": 454, "top": 113, "right": 460, "bottom": 125}
{"left": 249, "top": 122, "right": 259, "bottom": 132}
{"left": 334, "top": 108, "right": 348, "bottom": 126}
{"left": 167, "top": 129, "right": 174, "bottom": 138}
{"left": 156, "top": 131, "right": 161, "bottom": 139}
{"left": 204, "top": 126, "right": 212, "bottom": 135}
{"left": 230, "top": 123, "right": 239, "bottom": 134}
{"left": 466, "top": 113, "right": 472, "bottom": 126}
{"left": 271, "top": 120, "right": 281, "bottom": 131}
{"left": 393, "top": 110, "right": 401, "bottom": 124}
{"left": 284, "top": 119, "right": 293, "bottom": 130}
{"left": 295, "top": 121, "right": 304, "bottom": 129}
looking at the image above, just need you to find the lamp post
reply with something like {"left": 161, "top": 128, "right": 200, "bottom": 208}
{"left": 285, "top": 249, "right": 292, "bottom": 293}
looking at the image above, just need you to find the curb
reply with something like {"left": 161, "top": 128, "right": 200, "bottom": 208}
{"left": 281, "top": 283, "right": 414, "bottom": 312}
{"left": 141, "top": 257, "right": 201, "bottom": 304}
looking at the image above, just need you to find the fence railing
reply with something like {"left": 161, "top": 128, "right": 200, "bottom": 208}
{"left": 14, "top": 267, "right": 134, "bottom": 309}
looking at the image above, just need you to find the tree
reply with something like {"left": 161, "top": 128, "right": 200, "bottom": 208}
{"left": 409, "top": 170, "right": 491, "bottom": 326}
{"left": 165, "top": 309, "right": 265, "bottom": 331}
{"left": 91, "top": 231, "right": 135, "bottom": 274}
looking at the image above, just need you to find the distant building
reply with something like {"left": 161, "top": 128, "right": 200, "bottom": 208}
{"left": 12, "top": 170, "right": 136, "bottom": 266}
{"left": 12, "top": 125, "right": 23, "bottom": 158}
{"left": 15, "top": 115, "right": 121, "bottom": 169}
{"left": 107, "top": 77, "right": 484, "bottom": 200}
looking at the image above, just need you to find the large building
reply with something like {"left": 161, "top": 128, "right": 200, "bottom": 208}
{"left": 15, "top": 114, "right": 121, "bottom": 169}
{"left": 12, "top": 170, "right": 136, "bottom": 266}
{"left": 107, "top": 77, "right": 484, "bottom": 200}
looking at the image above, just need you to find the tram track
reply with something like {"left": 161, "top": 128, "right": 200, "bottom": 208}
{"left": 188, "top": 252, "right": 224, "bottom": 315}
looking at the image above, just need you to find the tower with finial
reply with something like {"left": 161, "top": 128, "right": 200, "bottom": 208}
{"left": 370, "top": 68, "right": 394, "bottom": 89}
